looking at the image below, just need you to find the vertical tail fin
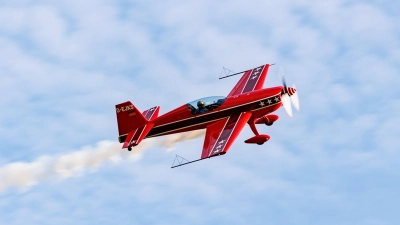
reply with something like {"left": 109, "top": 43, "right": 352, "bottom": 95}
{"left": 116, "top": 102, "right": 161, "bottom": 145}
{"left": 116, "top": 101, "right": 148, "bottom": 137}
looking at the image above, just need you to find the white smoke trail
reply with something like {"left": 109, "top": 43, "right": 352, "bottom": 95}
{"left": 158, "top": 129, "right": 207, "bottom": 151}
{"left": 0, "top": 130, "right": 205, "bottom": 193}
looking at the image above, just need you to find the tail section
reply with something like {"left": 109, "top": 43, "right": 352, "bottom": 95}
{"left": 116, "top": 102, "right": 160, "bottom": 149}
{"left": 116, "top": 101, "right": 148, "bottom": 138}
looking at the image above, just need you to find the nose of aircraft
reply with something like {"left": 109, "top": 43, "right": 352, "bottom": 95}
{"left": 280, "top": 78, "right": 300, "bottom": 117}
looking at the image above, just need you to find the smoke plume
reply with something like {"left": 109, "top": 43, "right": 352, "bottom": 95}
{"left": 0, "top": 130, "right": 205, "bottom": 193}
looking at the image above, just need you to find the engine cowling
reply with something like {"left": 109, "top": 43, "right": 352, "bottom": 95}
{"left": 255, "top": 114, "right": 279, "bottom": 126}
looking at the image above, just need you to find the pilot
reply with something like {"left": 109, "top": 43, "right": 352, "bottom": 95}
{"left": 197, "top": 101, "right": 207, "bottom": 114}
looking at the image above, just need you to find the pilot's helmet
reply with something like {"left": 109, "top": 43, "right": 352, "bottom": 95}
{"left": 197, "top": 101, "right": 205, "bottom": 109}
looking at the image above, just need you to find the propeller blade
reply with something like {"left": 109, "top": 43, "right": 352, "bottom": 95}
{"left": 281, "top": 93, "right": 293, "bottom": 117}
{"left": 278, "top": 67, "right": 287, "bottom": 89}
{"left": 291, "top": 84, "right": 300, "bottom": 111}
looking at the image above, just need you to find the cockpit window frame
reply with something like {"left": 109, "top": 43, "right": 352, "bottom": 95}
{"left": 186, "top": 96, "right": 226, "bottom": 115}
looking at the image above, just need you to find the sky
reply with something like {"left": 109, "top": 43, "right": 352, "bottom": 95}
{"left": 0, "top": 0, "right": 399, "bottom": 224}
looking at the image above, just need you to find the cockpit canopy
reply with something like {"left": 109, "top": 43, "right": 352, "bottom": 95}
{"left": 187, "top": 96, "right": 226, "bottom": 115}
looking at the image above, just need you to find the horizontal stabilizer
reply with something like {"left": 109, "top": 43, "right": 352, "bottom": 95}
{"left": 142, "top": 106, "right": 160, "bottom": 121}
{"left": 122, "top": 123, "right": 155, "bottom": 148}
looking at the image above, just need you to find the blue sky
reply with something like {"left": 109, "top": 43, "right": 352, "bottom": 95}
{"left": 0, "top": 0, "right": 399, "bottom": 224}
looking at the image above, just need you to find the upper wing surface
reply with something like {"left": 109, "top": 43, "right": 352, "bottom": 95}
{"left": 227, "top": 64, "right": 270, "bottom": 97}
{"left": 201, "top": 112, "right": 252, "bottom": 159}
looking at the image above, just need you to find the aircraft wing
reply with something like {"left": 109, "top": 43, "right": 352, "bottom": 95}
{"left": 227, "top": 64, "right": 271, "bottom": 97}
{"left": 201, "top": 112, "right": 252, "bottom": 159}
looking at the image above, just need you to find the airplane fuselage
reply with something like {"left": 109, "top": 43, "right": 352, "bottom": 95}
{"left": 145, "top": 86, "right": 283, "bottom": 138}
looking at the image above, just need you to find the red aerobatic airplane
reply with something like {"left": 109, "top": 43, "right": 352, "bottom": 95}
{"left": 115, "top": 63, "right": 299, "bottom": 167}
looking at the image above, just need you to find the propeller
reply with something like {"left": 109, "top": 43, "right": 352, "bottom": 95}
{"left": 281, "top": 92, "right": 293, "bottom": 117}
{"left": 278, "top": 67, "right": 300, "bottom": 117}
{"left": 291, "top": 84, "right": 300, "bottom": 111}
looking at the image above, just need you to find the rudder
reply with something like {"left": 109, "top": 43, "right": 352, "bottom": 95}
{"left": 116, "top": 101, "right": 148, "bottom": 138}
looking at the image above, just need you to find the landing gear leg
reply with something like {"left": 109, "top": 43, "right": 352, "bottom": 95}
{"left": 248, "top": 117, "right": 260, "bottom": 136}
{"left": 128, "top": 147, "right": 132, "bottom": 151}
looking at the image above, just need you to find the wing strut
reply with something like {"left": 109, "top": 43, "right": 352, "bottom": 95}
{"left": 171, "top": 154, "right": 209, "bottom": 168}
